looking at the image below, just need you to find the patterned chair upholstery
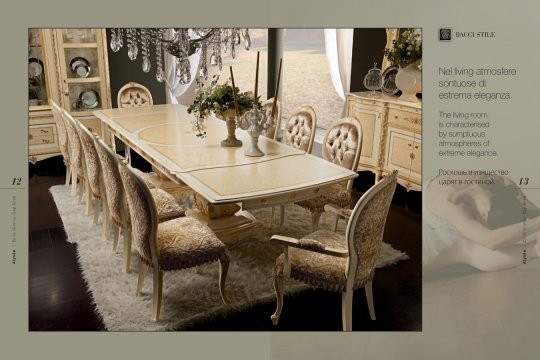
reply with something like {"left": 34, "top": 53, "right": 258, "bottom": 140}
{"left": 295, "top": 117, "right": 363, "bottom": 232}
{"left": 118, "top": 159, "right": 230, "bottom": 321}
{"left": 94, "top": 138, "right": 185, "bottom": 274}
{"left": 50, "top": 101, "right": 71, "bottom": 186}
{"left": 117, "top": 82, "right": 153, "bottom": 108}
{"left": 270, "top": 170, "right": 398, "bottom": 331}
{"left": 283, "top": 105, "right": 317, "bottom": 153}
{"left": 261, "top": 97, "right": 282, "bottom": 140}
{"left": 76, "top": 121, "right": 104, "bottom": 224}
{"left": 61, "top": 109, "right": 86, "bottom": 200}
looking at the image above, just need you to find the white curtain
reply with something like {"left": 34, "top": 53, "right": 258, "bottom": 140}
{"left": 164, "top": 29, "right": 202, "bottom": 105}
{"left": 324, "top": 29, "right": 354, "bottom": 104}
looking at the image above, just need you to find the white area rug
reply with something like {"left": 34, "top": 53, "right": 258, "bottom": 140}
{"left": 50, "top": 185, "right": 409, "bottom": 331}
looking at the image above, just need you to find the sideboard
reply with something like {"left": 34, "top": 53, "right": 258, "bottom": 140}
{"left": 346, "top": 92, "right": 421, "bottom": 191}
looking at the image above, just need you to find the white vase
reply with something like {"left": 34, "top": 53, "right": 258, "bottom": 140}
{"left": 395, "top": 62, "right": 422, "bottom": 103}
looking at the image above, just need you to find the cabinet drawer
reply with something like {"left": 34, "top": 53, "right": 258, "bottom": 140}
{"left": 387, "top": 108, "right": 421, "bottom": 133}
{"left": 29, "top": 125, "right": 56, "bottom": 145}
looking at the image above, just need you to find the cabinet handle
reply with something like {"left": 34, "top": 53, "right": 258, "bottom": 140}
{"left": 409, "top": 153, "right": 415, "bottom": 160}
{"left": 408, "top": 143, "right": 412, "bottom": 147}
{"left": 41, "top": 129, "right": 49, "bottom": 134}
{"left": 415, "top": 145, "right": 419, "bottom": 149}
{"left": 29, "top": 134, "right": 33, "bottom": 140}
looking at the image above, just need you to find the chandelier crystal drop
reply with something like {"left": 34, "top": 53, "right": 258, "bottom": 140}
{"left": 109, "top": 28, "right": 251, "bottom": 83}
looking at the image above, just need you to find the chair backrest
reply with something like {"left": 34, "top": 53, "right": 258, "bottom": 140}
{"left": 94, "top": 137, "right": 126, "bottom": 227}
{"left": 50, "top": 100, "right": 69, "bottom": 162}
{"left": 261, "top": 97, "right": 282, "bottom": 140}
{"left": 321, "top": 117, "right": 363, "bottom": 192}
{"left": 344, "top": 170, "right": 398, "bottom": 290}
{"left": 118, "top": 156, "right": 159, "bottom": 268}
{"left": 61, "top": 109, "right": 83, "bottom": 171}
{"left": 77, "top": 122, "right": 102, "bottom": 198}
{"left": 117, "top": 82, "right": 153, "bottom": 108}
{"left": 283, "top": 105, "right": 317, "bottom": 153}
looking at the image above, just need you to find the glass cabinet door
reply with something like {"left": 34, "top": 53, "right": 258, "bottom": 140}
{"left": 56, "top": 28, "right": 110, "bottom": 115}
{"left": 28, "top": 29, "right": 50, "bottom": 109}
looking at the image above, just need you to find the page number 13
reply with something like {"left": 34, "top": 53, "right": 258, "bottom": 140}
{"left": 519, "top": 177, "right": 530, "bottom": 185}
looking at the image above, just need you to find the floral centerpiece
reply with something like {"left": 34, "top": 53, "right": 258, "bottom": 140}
{"left": 187, "top": 75, "right": 259, "bottom": 138}
{"left": 384, "top": 28, "right": 422, "bottom": 68}
{"left": 383, "top": 28, "right": 422, "bottom": 103}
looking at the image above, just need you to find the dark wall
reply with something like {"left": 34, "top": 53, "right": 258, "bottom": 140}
{"left": 105, "top": 29, "right": 167, "bottom": 107}
{"left": 349, "top": 28, "right": 387, "bottom": 92}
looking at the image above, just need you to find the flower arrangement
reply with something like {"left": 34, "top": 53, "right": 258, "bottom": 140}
{"left": 187, "top": 75, "right": 259, "bottom": 137}
{"left": 384, "top": 28, "right": 422, "bottom": 68}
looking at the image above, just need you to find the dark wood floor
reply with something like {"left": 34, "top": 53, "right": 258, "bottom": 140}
{"left": 29, "top": 156, "right": 422, "bottom": 331}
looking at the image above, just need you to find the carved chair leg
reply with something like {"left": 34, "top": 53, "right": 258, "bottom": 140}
{"left": 279, "top": 205, "right": 285, "bottom": 231}
{"left": 341, "top": 290, "right": 353, "bottom": 331}
{"left": 310, "top": 211, "right": 322, "bottom": 232}
{"left": 151, "top": 268, "right": 163, "bottom": 321}
{"left": 112, "top": 224, "right": 120, "bottom": 253}
{"left": 218, "top": 254, "right": 230, "bottom": 304}
{"left": 93, "top": 197, "right": 101, "bottom": 225}
{"left": 136, "top": 260, "right": 147, "bottom": 296}
{"left": 84, "top": 185, "right": 91, "bottom": 215}
{"left": 123, "top": 228, "right": 132, "bottom": 274}
{"left": 332, "top": 213, "right": 339, "bottom": 232}
{"left": 101, "top": 204, "right": 110, "bottom": 241}
{"left": 365, "top": 280, "right": 376, "bottom": 320}
{"left": 65, "top": 165, "right": 71, "bottom": 187}
{"left": 70, "top": 167, "right": 77, "bottom": 196}
{"left": 270, "top": 263, "right": 285, "bottom": 325}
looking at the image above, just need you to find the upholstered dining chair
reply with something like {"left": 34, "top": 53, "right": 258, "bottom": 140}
{"left": 76, "top": 120, "right": 105, "bottom": 223}
{"left": 61, "top": 109, "right": 86, "bottom": 200}
{"left": 270, "top": 170, "right": 398, "bottom": 331}
{"left": 270, "top": 105, "right": 317, "bottom": 227}
{"left": 118, "top": 158, "right": 230, "bottom": 322}
{"left": 50, "top": 100, "right": 71, "bottom": 186}
{"left": 282, "top": 105, "right": 317, "bottom": 153}
{"left": 116, "top": 82, "right": 153, "bottom": 164}
{"left": 261, "top": 97, "right": 282, "bottom": 140}
{"left": 294, "top": 117, "right": 363, "bottom": 232}
{"left": 117, "top": 82, "right": 153, "bottom": 108}
{"left": 94, "top": 137, "right": 185, "bottom": 274}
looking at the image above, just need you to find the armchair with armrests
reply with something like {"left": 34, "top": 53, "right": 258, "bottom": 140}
{"left": 270, "top": 170, "right": 398, "bottom": 331}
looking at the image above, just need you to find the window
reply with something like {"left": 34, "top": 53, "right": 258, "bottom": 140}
{"left": 282, "top": 29, "right": 345, "bottom": 130}
{"left": 217, "top": 29, "right": 268, "bottom": 102}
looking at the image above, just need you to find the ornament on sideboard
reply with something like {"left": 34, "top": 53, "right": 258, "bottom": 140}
{"left": 384, "top": 28, "right": 422, "bottom": 102}
{"left": 363, "top": 62, "right": 383, "bottom": 97}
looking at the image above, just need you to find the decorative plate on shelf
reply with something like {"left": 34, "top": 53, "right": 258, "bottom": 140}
{"left": 28, "top": 58, "right": 44, "bottom": 78}
{"left": 381, "top": 65, "right": 399, "bottom": 95}
{"left": 70, "top": 56, "right": 91, "bottom": 78}
{"left": 78, "top": 89, "right": 99, "bottom": 109}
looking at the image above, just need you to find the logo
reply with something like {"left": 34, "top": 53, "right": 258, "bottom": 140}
{"left": 439, "top": 28, "right": 452, "bottom": 41}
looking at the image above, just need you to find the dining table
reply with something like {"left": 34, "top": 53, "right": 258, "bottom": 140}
{"left": 94, "top": 104, "right": 358, "bottom": 242}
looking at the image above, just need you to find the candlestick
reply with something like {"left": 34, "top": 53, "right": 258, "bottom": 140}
{"left": 271, "top": 58, "right": 282, "bottom": 118}
{"left": 254, "top": 51, "right": 259, "bottom": 105}
{"left": 229, "top": 66, "right": 239, "bottom": 117}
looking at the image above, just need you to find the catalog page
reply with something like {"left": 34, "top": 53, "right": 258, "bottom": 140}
{"left": 1, "top": 0, "right": 538, "bottom": 359}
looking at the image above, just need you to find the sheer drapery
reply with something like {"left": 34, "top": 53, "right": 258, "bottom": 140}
{"left": 164, "top": 29, "right": 202, "bottom": 105}
{"left": 324, "top": 29, "right": 353, "bottom": 105}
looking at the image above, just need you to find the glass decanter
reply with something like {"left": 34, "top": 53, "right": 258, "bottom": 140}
{"left": 363, "top": 62, "right": 383, "bottom": 97}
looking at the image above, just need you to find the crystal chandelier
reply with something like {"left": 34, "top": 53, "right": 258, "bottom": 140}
{"left": 109, "top": 28, "right": 251, "bottom": 84}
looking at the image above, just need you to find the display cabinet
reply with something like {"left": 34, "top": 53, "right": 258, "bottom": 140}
{"left": 28, "top": 29, "right": 61, "bottom": 164}
{"left": 54, "top": 28, "right": 111, "bottom": 121}
{"left": 28, "top": 29, "right": 111, "bottom": 163}
{"left": 346, "top": 92, "right": 421, "bottom": 191}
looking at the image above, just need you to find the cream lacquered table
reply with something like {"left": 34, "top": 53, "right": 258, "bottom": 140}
{"left": 94, "top": 104, "right": 358, "bottom": 240}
